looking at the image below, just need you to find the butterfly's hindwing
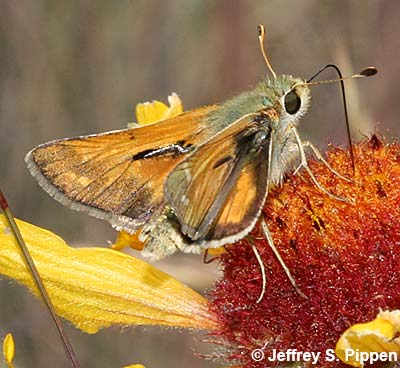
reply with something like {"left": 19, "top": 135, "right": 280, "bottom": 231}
{"left": 165, "top": 114, "right": 272, "bottom": 245}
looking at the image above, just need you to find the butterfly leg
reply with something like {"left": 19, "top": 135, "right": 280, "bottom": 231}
{"left": 288, "top": 125, "right": 353, "bottom": 203}
{"left": 202, "top": 249, "right": 221, "bottom": 264}
{"left": 301, "top": 140, "right": 353, "bottom": 183}
{"left": 260, "top": 218, "right": 307, "bottom": 299}
{"left": 247, "top": 235, "right": 267, "bottom": 303}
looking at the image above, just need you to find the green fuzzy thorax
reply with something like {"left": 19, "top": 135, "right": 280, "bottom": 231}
{"left": 207, "top": 74, "right": 306, "bottom": 131}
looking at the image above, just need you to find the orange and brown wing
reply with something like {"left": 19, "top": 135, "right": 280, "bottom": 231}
{"left": 26, "top": 106, "right": 217, "bottom": 232}
{"left": 207, "top": 150, "right": 269, "bottom": 244}
{"left": 165, "top": 114, "right": 270, "bottom": 246}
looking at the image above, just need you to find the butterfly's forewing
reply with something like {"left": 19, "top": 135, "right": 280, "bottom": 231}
{"left": 26, "top": 106, "right": 217, "bottom": 232}
{"left": 165, "top": 114, "right": 271, "bottom": 246}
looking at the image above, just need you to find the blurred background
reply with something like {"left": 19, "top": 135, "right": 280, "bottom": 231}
{"left": 0, "top": 1, "right": 398, "bottom": 367}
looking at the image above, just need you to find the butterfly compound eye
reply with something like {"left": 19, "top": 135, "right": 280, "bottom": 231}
{"left": 284, "top": 90, "right": 301, "bottom": 115}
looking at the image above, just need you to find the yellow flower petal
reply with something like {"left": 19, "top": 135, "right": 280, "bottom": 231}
{"left": 112, "top": 230, "right": 144, "bottom": 251}
{"left": 135, "top": 100, "right": 169, "bottom": 125}
{"left": 0, "top": 215, "right": 219, "bottom": 333}
{"left": 206, "top": 247, "right": 225, "bottom": 256}
{"left": 379, "top": 310, "right": 400, "bottom": 331}
{"left": 335, "top": 310, "right": 400, "bottom": 367}
{"left": 122, "top": 365, "right": 145, "bottom": 368}
{"left": 3, "top": 333, "right": 15, "bottom": 368}
{"left": 165, "top": 93, "right": 183, "bottom": 118}
{"left": 135, "top": 92, "right": 183, "bottom": 125}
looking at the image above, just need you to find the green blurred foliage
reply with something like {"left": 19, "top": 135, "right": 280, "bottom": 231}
{"left": 0, "top": 1, "right": 398, "bottom": 367}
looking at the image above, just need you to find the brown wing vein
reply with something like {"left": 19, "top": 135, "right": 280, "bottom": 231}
{"left": 72, "top": 159, "right": 132, "bottom": 204}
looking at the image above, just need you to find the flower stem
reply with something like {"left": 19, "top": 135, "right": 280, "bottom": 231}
{"left": 0, "top": 189, "right": 80, "bottom": 368}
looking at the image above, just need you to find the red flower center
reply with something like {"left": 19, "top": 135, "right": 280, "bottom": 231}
{"left": 209, "top": 136, "right": 400, "bottom": 367}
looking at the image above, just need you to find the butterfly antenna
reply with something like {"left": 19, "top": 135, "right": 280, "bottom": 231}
{"left": 303, "top": 65, "right": 377, "bottom": 176}
{"left": 258, "top": 25, "right": 277, "bottom": 79}
{"left": 0, "top": 189, "right": 81, "bottom": 368}
{"left": 309, "top": 64, "right": 354, "bottom": 174}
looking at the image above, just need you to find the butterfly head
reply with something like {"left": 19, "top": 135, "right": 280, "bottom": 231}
{"left": 259, "top": 74, "right": 311, "bottom": 130}
{"left": 257, "top": 25, "right": 311, "bottom": 129}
